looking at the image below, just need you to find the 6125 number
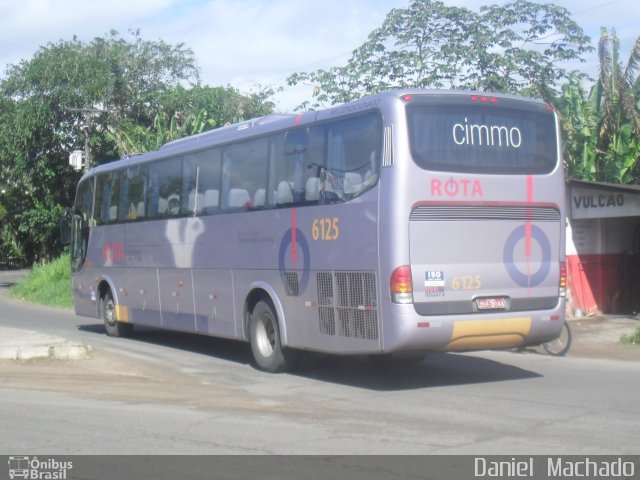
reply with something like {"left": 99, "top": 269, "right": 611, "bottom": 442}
{"left": 312, "top": 217, "right": 339, "bottom": 241}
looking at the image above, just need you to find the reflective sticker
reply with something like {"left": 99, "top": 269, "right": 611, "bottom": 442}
{"left": 278, "top": 209, "right": 311, "bottom": 294}
{"left": 503, "top": 224, "right": 551, "bottom": 288}
{"left": 115, "top": 305, "right": 129, "bottom": 323}
{"left": 425, "top": 271, "right": 445, "bottom": 298}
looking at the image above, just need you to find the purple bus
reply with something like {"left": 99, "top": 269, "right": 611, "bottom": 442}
{"left": 66, "top": 90, "right": 566, "bottom": 372}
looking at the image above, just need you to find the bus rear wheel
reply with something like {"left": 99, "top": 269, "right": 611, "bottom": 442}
{"left": 542, "top": 320, "right": 572, "bottom": 356}
{"left": 249, "top": 299, "right": 297, "bottom": 373}
{"left": 101, "top": 290, "right": 132, "bottom": 338}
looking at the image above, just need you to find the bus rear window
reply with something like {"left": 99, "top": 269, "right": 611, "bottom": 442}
{"left": 406, "top": 104, "right": 557, "bottom": 174}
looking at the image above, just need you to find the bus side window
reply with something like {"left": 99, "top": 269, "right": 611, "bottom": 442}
{"left": 303, "top": 125, "right": 327, "bottom": 205}
{"left": 94, "top": 174, "right": 106, "bottom": 225}
{"left": 198, "top": 148, "right": 221, "bottom": 215}
{"left": 324, "top": 113, "right": 381, "bottom": 202}
{"left": 75, "top": 177, "right": 94, "bottom": 219}
{"left": 151, "top": 158, "right": 183, "bottom": 217}
{"left": 182, "top": 154, "right": 198, "bottom": 215}
{"left": 71, "top": 177, "right": 94, "bottom": 272}
{"left": 221, "top": 139, "right": 268, "bottom": 211}
{"left": 103, "top": 171, "right": 121, "bottom": 223}
{"left": 273, "top": 128, "right": 321, "bottom": 207}
{"left": 124, "top": 165, "right": 148, "bottom": 221}
{"left": 147, "top": 167, "right": 160, "bottom": 218}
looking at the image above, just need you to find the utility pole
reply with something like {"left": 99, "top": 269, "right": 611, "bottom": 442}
{"left": 82, "top": 121, "right": 91, "bottom": 171}
{"left": 66, "top": 106, "right": 104, "bottom": 172}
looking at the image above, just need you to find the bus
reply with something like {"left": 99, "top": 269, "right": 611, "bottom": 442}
{"left": 65, "top": 89, "right": 566, "bottom": 372}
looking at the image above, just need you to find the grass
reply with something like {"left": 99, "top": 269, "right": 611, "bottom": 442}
{"left": 620, "top": 325, "right": 640, "bottom": 346}
{"left": 10, "top": 253, "right": 73, "bottom": 309}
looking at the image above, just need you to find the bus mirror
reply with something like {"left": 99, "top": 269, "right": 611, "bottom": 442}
{"left": 59, "top": 209, "right": 71, "bottom": 245}
{"left": 285, "top": 130, "right": 308, "bottom": 155}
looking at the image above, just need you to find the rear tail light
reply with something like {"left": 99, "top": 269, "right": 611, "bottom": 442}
{"left": 391, "top": 265, "right": 413, "bottom": 304}
{"left": 559, "top": 261, "right": 567, "bottom": 297}
{"left": 470, "top": 95, "right": 498, "bottom": 103}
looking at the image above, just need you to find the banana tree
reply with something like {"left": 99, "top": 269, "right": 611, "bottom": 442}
{"left": 591, "top": 28, "right": 640, "bottom": 183}
{"left": 560, "top": 28, "right": 640, "bottom": 183}
{"left": 558, "top": 72, "right": 597, "bottom": 180}
{"left": 107, "top": 109, "right": 217, "bottom": 157}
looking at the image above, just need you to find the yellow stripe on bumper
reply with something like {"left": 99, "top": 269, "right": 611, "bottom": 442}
{"left": 115, "top": 305, "right": 129, "bottom": 323}
{"left": 448, "top": 317, "right": 532, "bottom": 350}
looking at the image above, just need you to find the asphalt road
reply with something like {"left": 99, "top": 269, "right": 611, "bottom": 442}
{"left": 1, "top": 275, "right": 639, "bottom": 455}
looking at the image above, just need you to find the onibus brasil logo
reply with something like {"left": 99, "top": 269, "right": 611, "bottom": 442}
{"left": 8, "top": 456, "right": 73, "bottom": 480}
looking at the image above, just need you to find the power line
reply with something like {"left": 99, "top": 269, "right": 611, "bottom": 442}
{"left": 572, "top": 0, "right": 623, "bottom": 15}
{"left": 232, "top": 51, "right": 353, "bottom": 88}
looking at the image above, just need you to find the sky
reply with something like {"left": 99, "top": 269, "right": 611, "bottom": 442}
{"left": 0, "top": 0, "right": 638, "bottom": 112}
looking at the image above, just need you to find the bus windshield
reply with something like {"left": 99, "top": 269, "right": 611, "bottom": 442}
{"left": 406, "top": 102, "right": 557, "bottom": 175}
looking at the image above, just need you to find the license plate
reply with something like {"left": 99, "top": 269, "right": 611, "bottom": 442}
{"left": 476, "top": 297, "right": 507, "bottom": 310}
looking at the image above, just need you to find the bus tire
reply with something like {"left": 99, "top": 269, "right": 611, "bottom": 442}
{"left": 543, "top": 320, "right": 572, "bottom": 356}
{"left": 249, "top": 299, "right": 297, "bottom": 373}
{"left": 101, "top": 290, "right": 132, "bottom": 338}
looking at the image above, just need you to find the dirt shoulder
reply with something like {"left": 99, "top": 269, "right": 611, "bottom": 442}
{"left": 0, "top": 350, "right": 271, "bottom": 414}
{"left": 562, "top": 315, "right": 640, "bottom": 361}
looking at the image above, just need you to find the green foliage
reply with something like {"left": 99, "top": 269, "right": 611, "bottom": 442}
{"left": 557, "top": 73, "right": 598, "bottom": 179}
{"left": 106, "top": 85, "right": 275, "bottom": 156}
{"left": 10, "top": 253, "right": 73, "bottom": 309}
{"left": 620, "top": 325, "right": 640, "bottom": 345}
{"left": 106, "top": 110, "right": 215, "bottom": 156}
{"left": 559, "top": 29, "right": 640, "bottom": 183}
{"left": 288, "top": 0, "right": 592, "bottom": 108}
{"left": 0, "top": 30, "right": 195, "bottom": 264}
{"left": 0, "top": 30, "right": 275, "bottom": 264}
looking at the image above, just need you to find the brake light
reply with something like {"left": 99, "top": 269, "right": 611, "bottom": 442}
{"left": 401, "top": 94, "right": 414, "bottom": 102}
{"left": 391, "top": 265, "right": 413, "bottom": 304}
{"left": 470, "top": 95, "right": 498, "bottom": 104}
{"left": 559, "top": 261, "right": 567, "bottom": 297}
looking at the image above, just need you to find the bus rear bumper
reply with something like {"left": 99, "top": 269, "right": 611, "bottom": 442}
{"left": 380, "top": 299, "right": 565, "bottom": 354}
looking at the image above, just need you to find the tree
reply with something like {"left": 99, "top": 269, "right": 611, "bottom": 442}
{"left": 0, "top": 30, "right": 199, "bottom": 263}
{"left": 557, "top": 72, "right": 598, "bottom": 179}
{"left": 0, "top": 30, "right": 275, "bottom": 264}
{"left": 107, "top": 85, "right": 276, "bottom": 155}
{"left": 559, "top": 29, "right": 640, "bottom": 183}
{"left": 591, "top": 28, "right": 640, "bottom": 182}
{"left": 288, "top": 0, "right": 592, "bottom": 108}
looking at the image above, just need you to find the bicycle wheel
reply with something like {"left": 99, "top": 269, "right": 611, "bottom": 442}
{"left": 543, "top": 321, "right": 572, "bottom": 356}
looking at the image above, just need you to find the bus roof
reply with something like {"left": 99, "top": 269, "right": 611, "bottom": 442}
{"left": 82, "top": 88, "right": 550, "bottom": 180}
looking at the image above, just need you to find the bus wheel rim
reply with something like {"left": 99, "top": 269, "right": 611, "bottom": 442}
{"left": 256, "top": 314, "right": 276, "bottom": 358}
{"left": 105, "top": 300, "right": 116, "bottom": 326}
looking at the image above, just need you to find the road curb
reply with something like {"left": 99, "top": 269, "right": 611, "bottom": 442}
{"left": 0, "top": 327, "right": 92, "bottom": 361}
{"left": 0, "top": 343, "right": 93, "bottom": 361}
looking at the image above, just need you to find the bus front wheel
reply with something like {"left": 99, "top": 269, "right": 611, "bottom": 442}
{"left": 249, "top": 299, "right": 297, "bottom": 373}
{"left": 101, "top": 290, "right": 132, "bottom": 338}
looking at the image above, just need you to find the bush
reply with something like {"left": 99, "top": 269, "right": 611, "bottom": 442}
{"left": 10, "top": 253, "right": 73, "bottom": 308}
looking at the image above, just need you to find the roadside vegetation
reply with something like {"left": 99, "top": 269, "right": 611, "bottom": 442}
{"left": 0, "top": 30, "right": 275, "bottom": 267}
{"left": 9, "top": 253, "right": 73, "bottom": 309}
{"left": 620, "top": 326, "right": 640, "bottom": 345}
